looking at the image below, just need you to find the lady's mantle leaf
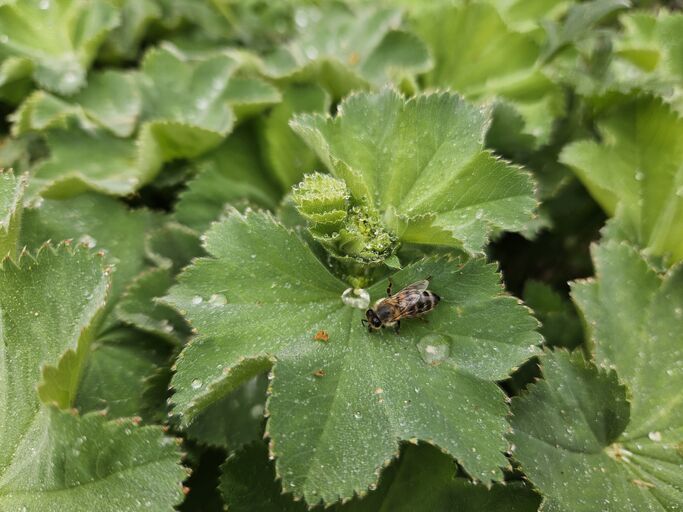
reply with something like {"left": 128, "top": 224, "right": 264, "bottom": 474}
{"left": 164, "top": 209, "right": 541, "bottom": 504}
{"left": 561, "top": 96, "right": 683, "bottom": 263}
{"left": 27, "top": 123, "right": 144, "bottom": 198}
{"left": 0, "top": 245, "right": 185, "bottom": 511}
{"left": 523, "top": 280, "right": 582, "bottom": 349}
{"left": 0, "top": 169, "right": 26, "bottom": 259}
{"left": 260, "top": 83, "right": 331, "bottom": 192}
{"left": 411, "top": 2, "right": 563, "bottom": 149}
{"left": 220, "top": 441, "right": 541, "bottom": 512}
{"left": 261, "top": 5, "right": 431, "bottom": 98}
{"left": 75, "top": 327, "right": 172, "bottom": 419}
{"left": 291, "top": 89, "right": 538, "bottom": 254}
{"left": 511, "top": 242, "right": 683, "bottom": 511}
{"left": 21, "top": 47, "right": 242, "bottom": 198}
{"left": 21, "top": 193, "right": 162, "bottom": 324}
{"left": 0, "top": 0, "right": 119, "bottom": 94}
{"left": 186, "top": 376, "right": 268, "bottom": 450}
{"left": 116, "top": 268, "right": 190, "bottom": 345}
{"left": 12, "top": 70, "right": 142, "bottom": 137}
{"left": 174, "top": 128, "right": 279, "bottom": 233}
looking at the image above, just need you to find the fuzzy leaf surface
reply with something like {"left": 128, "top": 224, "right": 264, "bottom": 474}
{"left": 261, "top": 5, "right": 431, "bottom": 97}
{"left": 76, "top": 327, "right": 172, "bottom": 419}
{"left": 0, "top": 246, "right": 185, "bottom": 510}
{"left": 116, "top": 268, "right": 190, "bottom": 345}
{"left": 511, "top": 242, "right": 683, "bottom": 511}
{"left": 21, "top": 194, "right": 161, "bottom": 322}
{"left": 174, "top": 128, "right": 279, "bottom": 232}
{"left": 0, "top": 170, "right": 26, "bottom": 259}
{"left": 164, "top": 209, "right": 541, "bottom": 504}
{"left": 12, "top": 70, "right": 142, "bottom": 137}
{"left": 28, "top": 124, "right": 144, "bottom": 198}
{"left": 220, "top": 441, "right": 541, "bottom": 512}
{"left": 292, "top": 89, "right": 538, "bottom": 254}
{"left": 260, "top": 83, "right": 330, "bottom": 191}
{"left": 0, "top": 0, "right": 119, "bottom": 94}
{"left": 561, "top": 96, "right": 683, "bottom": 263}
{"left": 138, "top": 47, "right": 236, "bottom": 142}
{"left": 412, "top": 2, "right": 563, "bottom": 148}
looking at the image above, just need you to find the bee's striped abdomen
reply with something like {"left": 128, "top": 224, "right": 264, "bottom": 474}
{"left": 415, "top": 290, "right": 439, "bottom": 314}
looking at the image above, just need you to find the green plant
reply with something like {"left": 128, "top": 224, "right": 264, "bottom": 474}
{"left": 1, "top": 1, "right": 682, "bottom": 511}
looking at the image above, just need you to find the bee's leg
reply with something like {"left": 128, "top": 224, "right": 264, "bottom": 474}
{"left": 394, "top": 321, "right": 401, "bottom": 335}
{"left": 386, "top": 278, "right": 393, "bottom": 297}
{"left": 360, "top": 318, "right": 367, "bottom": 327}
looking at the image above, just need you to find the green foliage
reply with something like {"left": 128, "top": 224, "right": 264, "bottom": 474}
{"left": 0, "top": 169, "right": 26, "bottom": 259}
{"left": 0, "top": 0, "right": 119, "bottom": 94}
{"left": 220, "top": 441, "right": 541, "bottom": 512}
{"left": 292, "top": 89, "right": 538, "bottom": 255}
{"left": 511, "top": 241, "right": 683, "bottom": 511}
{"left": 0, "top": 245, "right": 185, "bottom": 510}
{"left": 260, "top": 4, "right": 432, "bottom": 97}
{"left": 164, "top": 209, "right": 541, "bottom": 503}
{"left": 412, "top": 2, "right": 564, "bottom": 149}
{"left": 561, "top": 96, "right": 683, "bottom": 263}
{"left": 2, "top": 0, "right": 683, "bottom": 509}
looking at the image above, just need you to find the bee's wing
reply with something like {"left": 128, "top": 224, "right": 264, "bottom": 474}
{"left": 398, "top": 279, "right": 430, "bottom": 294}
{"left": 387, "top": 280, "right": 430, "bottom": 318}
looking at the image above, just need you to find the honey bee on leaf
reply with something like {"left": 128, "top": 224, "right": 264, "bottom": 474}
{"left": 362, "top": 276, "right": 440, "bottom": 334}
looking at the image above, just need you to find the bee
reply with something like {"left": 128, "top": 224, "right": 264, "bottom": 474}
{"left": 361, "top": 276, "right": 440, "bottom": 334}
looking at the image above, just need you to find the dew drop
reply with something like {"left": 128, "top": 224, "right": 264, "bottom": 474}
{"left": 195, "top": 98, "right": 209, "bottom": 110}
{"left": 78, "top": 234, "right": 97, "bottom": 248}
{"left": 648, "top": 431, "right": 662, "bottom": 442}
{"left": 304, "top": 45, "right": 319, "bottom": 60}
{"left": 353, "top": 411, "right": 362, "bottom": 420}
{"left": 191, "top": 378, "right": 203, "bottom": 390}
{"left": 250, "top": 404, "right": 264, "bottom": 419}
{"left": 635, "top": 170, "right": 644, "bottom": 181}
{"left": 191, "top": 296, "right": 203, "bottom": 305}
{"left": 62, "top": 71, "right": 80, "bottom": 87}
{"left": 208, "top": 293, "right": 227, "bottom": 306}
{"left": 294, "top": 9, "right": 308, "bottom": 28}
{"left": 341, "top": 287, "right": 370, "bottom": 309}
{"left": 416, "top": 334, "right": 450, "bottom": 365}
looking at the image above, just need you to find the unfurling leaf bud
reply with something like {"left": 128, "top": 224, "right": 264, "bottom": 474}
{"left": 292, "top": 173, "right": 399, "bottom": 265}
{"left": 292, "top": 173, "right": 349, "bottom": 226}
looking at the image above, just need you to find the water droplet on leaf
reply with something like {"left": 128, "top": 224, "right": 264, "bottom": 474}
{"left": 341, "top": 287, "right": 370, "bottom": 309}
{"left": 648, "top": 431, "right": 662, "bottom": 442}
{"left": 417, "top": 334, "right": 450, "bottom": 365}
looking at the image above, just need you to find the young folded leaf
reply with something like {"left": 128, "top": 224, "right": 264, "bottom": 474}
{"left": 163, "top": 209, "right": 541, "bottom": 505}
{"left": 291, "top": 89, "right": 538, "bottom": 255}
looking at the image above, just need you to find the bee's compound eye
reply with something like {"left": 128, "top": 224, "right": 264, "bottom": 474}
{"left": 372, "top": 316, "right": 382, "bottom": 328}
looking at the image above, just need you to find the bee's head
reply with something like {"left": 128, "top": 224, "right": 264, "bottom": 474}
{"left": 365, "top": 309, "right": 383, "bottom": 329}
